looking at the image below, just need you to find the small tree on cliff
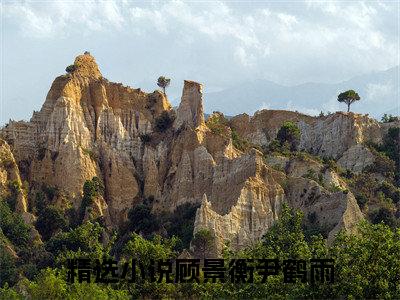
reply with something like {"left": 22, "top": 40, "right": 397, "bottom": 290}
{"left": 337, "top": 90, "right": 360, "bottom": 112}
{"left": 157, "top": 76, "right": 171, "bottom": 95}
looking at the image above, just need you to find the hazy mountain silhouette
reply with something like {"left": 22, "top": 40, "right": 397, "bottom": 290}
{"left": 203, "top": 66, "right": 399, "bottom": 119}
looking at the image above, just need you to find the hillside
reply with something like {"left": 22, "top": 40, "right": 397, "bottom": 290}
{"left": 1, "top": 53, "right": 399, "bottom": 298}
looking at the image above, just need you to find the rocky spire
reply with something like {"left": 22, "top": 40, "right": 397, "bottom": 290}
{"left": 73, "top": 52, "right": 102, "bottom": 79}
{"left": 174, "top": 80, "right": 205, "bottom": 129}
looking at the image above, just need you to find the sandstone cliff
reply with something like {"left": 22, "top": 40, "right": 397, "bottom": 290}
{"left": 3, "top": 53, "right": 395, "bottom": 253}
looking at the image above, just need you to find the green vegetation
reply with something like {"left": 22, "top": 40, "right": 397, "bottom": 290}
{"left": 65, "top": 64, "right": 77, "bottom": 73}
{"left": 0, "top": 200, "right": 31, "bottom": 249}
{"left": 157, "top": 76, "right": 171, "bottom": 95}
{"left": 128, "top": 203, "right": 160, "bottom": 236}
{"left": 79, "top": 177, "right": 104, "bottom": 221}
{"left": 205, "top": 112, "right": 229, "bottom": 136}
{"left": 277, "top": 121, "right": 301, "bottom": 151}
{"left": 192, "top": 228, "right": 216, "bottom": 259}
{"left": 231, "top": 128, "right": 250, "bottom": 152}
{"left": 1, "top": 202, "right": 400, "bottom": 298}
{"left": 128, "top": 201, "right": 198, "bottom": 251}
{"left": 337, "top": 89, "right": 360, "bottom": 112}
{"left": 36, "top": 206, "right": 68, "bottom": 241}
{"left": 367, "top": 127, "right": 400, "bottom": 185}
{"left": 5, "top": 180, "right": 22, "bottom": 211}
{"left": 261, "top": 121, "right": 302, "bottom": 156}
{"left": 46, "top": 221, "right": 105, "bottom": 261}
{"left": 205, "top": 112, "right": 254, "bottom": 152}
{"left": 381, "top": 114, "right": 399, "bottom": 123}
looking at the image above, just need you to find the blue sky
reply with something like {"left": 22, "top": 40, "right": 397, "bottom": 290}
{"left": 1, "top": 0, "right": 399, "bottom": 123}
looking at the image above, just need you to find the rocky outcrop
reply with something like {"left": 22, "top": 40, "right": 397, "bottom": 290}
{"left": 2, "top": 53, "right": 379, "bottom": 253}
{"left": 230, "top": 110, "right": 387, "bottom": 164}
{"left": 1, "top": 53, "right": 170, "bottom": 224}
{"left": 337, "top": 145, "right": 375, "bottom": 173}
{"left": 284, "top": 177, "right": 363, "bottom": 241}
{"left": 194, "top": 150, "right": 285, "bottom": 252}
{"left": 174, "top": 80, "right": 205, "bottom": 129}
{"left": 0, "top": 139, "right": 37, "bottom": 225}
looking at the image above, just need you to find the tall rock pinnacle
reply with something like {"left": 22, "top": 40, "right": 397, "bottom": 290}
{"left": 73, "top": 52, "right": 102, "bottom": 79}
{"left": 174, "top": 80, "right": 205, "bottom": 129}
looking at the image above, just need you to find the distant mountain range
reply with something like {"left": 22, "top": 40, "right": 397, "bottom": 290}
{"left": 203, "top": 66, "right": 399, "bottom": 119}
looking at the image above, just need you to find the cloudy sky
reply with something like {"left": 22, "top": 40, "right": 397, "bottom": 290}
{"left": 1, "top": 0, "right": 399, "bottom": 123}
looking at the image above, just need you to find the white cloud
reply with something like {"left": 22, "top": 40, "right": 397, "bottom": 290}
{"left": 3, "top": 0, "right": 399, "bottom": 95}
{"left": 277, "top": 13, "right": 298, "bottom": 27}
{"left": 234, "top": 46, "right": 256, "bottom": 67}
{"left": 4, "top": 0, "right": 125, "bottom": 38}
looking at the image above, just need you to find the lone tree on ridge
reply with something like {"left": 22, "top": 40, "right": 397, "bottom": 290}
{"left": 337, "top": 90, "right": 360, "bottom": 112}
{"left": 157, "top": 76, "right": 171, "bottom": 96}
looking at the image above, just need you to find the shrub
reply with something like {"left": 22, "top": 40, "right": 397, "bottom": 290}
{"left": 206, "top": 112, "right": 229, "bottom": 136}
{"left": 364, "top": 149, "right": 395, "bottom": 177}
{"left": 65, "top": 64, "right": 76, "bottom": 73}
{"left": 35, "top": 206, "right": 68, "bottom": 240}
{"left": 81, "top": 148, "right": 97, "bottom": 161}
{"left": 0, "top": 248, "right": 18, "bottom": 287}
{"left": 164, "top": 203, "right": 199, "bottom": 251}
{"left": 379, "top": 181, "right": 400, "bottom": 203}
{"left": 231, "top": 129, "right": 250, "bottom": 152}
{"left": 80, "top": 177, "right": 104, "bottom": 221}
{"left": 42, "top": 184, "right": 58, "bottom": 201}
{"left": 355, "top": 194, "right": 368, "bottom": 209}
{"left": 154, "top": 111, "right": 174, "bottom": 132}
{"left": 367, "top": 127, "right": 400, "bottom": 184}
{"left": 34, "top": 191, "right": 47, "bottom": 213}
{"left": 277, "top": 121, "right": 301, "bottom": 151}
{"left": 323, "top": 157, "right": 341, "bottom": 173}
{"left": 381, "top": 114, "right": 399, "bottom": 123}
{"left": 128, "top": 203, "right": 160, "bottom": 236}
{"left": 192, "top": 228, "right": 216, "bottom": 259}
{"left": 0, "top": 200, "right": 31, "bottom": 248}
{"left": 46, "top": 221, "right": 104, "bottom": 257}
{"left": 369, "top": 207, "right": 398, "bottom": 229}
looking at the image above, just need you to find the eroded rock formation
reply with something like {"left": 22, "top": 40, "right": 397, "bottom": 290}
{"left": 2, "top": 53, "right": 394, "bottom": 253}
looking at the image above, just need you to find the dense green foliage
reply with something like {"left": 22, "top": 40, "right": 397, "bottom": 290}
{"left": 2, "top": 203, "right": 399, "bottom": 299}
{"left": 80, "top": 177, "right": 104, "bottom": 221}
{"left": 276, "top": 121, "right": 301, "bottom": 151}
{"left": 128, "top": 201, "right": 198, "bottom": 251}
{"left": 192, "top": 229, "right": 216, "bottom": 259}
{"left": 0, "top": 200, "right": 31, "bottom": 249}
{"left": 36, "top": 206, "right": 68, "bottom": 241}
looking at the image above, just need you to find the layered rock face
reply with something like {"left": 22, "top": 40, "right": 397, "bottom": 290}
{"left": 230, "top": 110, "right": 393, "bottom": 173}
{"left": 2, "top": 53, "right": 388, "bottom": 252}
{"left": 0, "top": 139, "right": 37, "bottom": 225}
{"left": 2, "top": 53, "right": 170, "bottom": 224}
